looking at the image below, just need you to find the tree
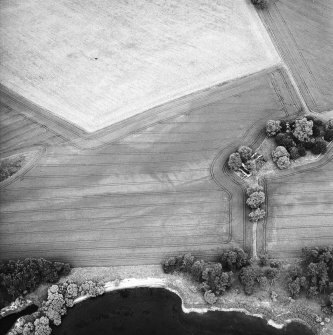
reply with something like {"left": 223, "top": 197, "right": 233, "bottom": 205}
{"left": 246, "top": 185, "right": 264, "bottom": 196}
{"left": 293, "top": 118, "right": 313, "bottom": 141}
{"left": 79, "top": 281, "right": 105, "bottom": 297}
{"left": 276, "top": 156, "right": 291, "bottom": 169}
{"left": 245, "top": 160, "right": 256, "bottom": 173}
{"left": 239, "top": 266, "right": 260, "bottom": 295}
{"left": 181, "top": 253, "right": 195, "bottom": 272}
{"left": 311, "top": 139, "right": 327, "bottom": 155}
{"left": 201, "top": 263, "right": 233, "bottom": 296}
{"left": 22, "top": 322, "right": 34, "bottom": 335}
{"left": 203, "top": 291, "right": 217, "bottom": 305}
{"left": 246, "top": 191, "right": 265, "bottom": 209}
{"left": 228, "top": 153, "right": 242, "bottom": 171}
{"left": 272, "top": 146, "right": 289, "bottom": 162}
{"left": 191, "top": 260, "right": 206, "bottom": 281}
{"left": 249, "top": 208, "right": 265, "bottom": 222}
{"left": 237, "top": 146, "right": 253, "bottom": 162}
{"left": 266, "top": 120, "right": 281, "bottom": 137}
{"left": 34, "top": 317, "right": 52, "bottom": 335}
{"left": 324, "top": 129, "right": 333, "bottom": 142}
{"left": 219, "top": 248, "right": 250, "bottom": 271}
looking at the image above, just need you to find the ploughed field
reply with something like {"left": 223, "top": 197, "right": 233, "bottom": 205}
{"left": 260, "top": 0, "right": 333, "bottom": 112}
{"left": 266, "top": 153, "right": 333, "bottom": 258}
{"left": 0, "top": 0, "right": 279, "bottom": 132}
{"left": 0, "top": 69, "right": 296, "bottom": 267}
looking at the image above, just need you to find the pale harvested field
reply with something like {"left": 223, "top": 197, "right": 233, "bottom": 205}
{"left": 0, "top": 70, "right": 296, "bottom": 267}
{"left": 259, "top": 0, "right": 333, "bottom": 112}
{"left": 265, "top": 153, "right": 333, "bottom": 258}
{"left": 0, "top": 0, "right": 280, "bottom": 132}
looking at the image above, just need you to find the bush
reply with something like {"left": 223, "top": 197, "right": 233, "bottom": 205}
{"left": 258, "top": 253, "right": 269, "bottom": 266}
{"left": 0, "top": 155, "right": 25, "bottom": 182}
{"left": 280, "top": 120, "right": 288, "bottom": 133}
{"left": 326, "top": 119, "right": 333, "bottom": 130}
{"left": 302, "top": 139, "right": 315, "bottom": 150}
{"left": 313, "top": 118, "right": 324, "bottom": 127}
{"left": 246, "top": 191, "right": 265, "bottom": 209}
{"left": 312, "top": 124, "right": 321, "bottom": 137}
{"left": 228, "top": 153, "right": 242, "bottom": 171}
{"left": 311, "top": 139, "right": 327, "bottom": 155}
{"left": 272, "top": 146, "right": 289, "bottom": 163}
{"left": 266, "top": 120, "right": 281, "bottom": 137}
{"left": 275, "top": 133, "right": 286, "bottom": 146}
{"left": 289, "top": 147, "right": 300, "bottom": 160}
{"left": 297, "top": 145, "right": 307, "bottom": 157}
{"left": 238, "top": 146, "right": 253, "bottom": 162}
{"left": 283, "top": 137, "right": 296, "bottom": 151}
{"left": 293, "top": 118, "right": 313, "bottom": 141}
{"left": 305, "top": 115, "right": 315, "bottom": 122}
{"left": 251, "top": 0, "right": 270, "bottom": 9}
{"left": 276, "top": 156, "right": 291, "bottom": 169}
{"left": 265, "top": 267, "right": 279, "bottom": 281}
{"left": 324, "top": 129, "right": 333, "bottom": 142}
{"left": 249, "top": 208, "right": 266, "bottom": 222}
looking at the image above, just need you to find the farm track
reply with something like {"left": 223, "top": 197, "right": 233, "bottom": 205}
{"left": 259, "top": 0, "right": 333, "bottom": 112}
{"left": 0, "top": 69, "right": 302, "bottom": 266}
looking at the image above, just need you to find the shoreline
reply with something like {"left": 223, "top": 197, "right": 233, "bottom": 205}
{"left": 4, "top": 265, "right": 332, "bottom": 335}
{"left": 72, "top": 277, "right": 297, "bottom": 332}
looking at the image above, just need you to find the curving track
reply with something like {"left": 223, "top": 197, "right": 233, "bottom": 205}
{"left": 0, "top": 68, "right": 299, "bottom": 267}
{"left": 259, "top": 0, "right": 333, "bottom": 113}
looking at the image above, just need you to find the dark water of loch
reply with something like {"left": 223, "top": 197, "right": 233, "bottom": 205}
{"left": 51, "top": 288, "right": 314, "bottom": 335}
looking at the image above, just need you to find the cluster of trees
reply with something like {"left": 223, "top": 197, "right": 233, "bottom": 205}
{"left": 228, "top": 146, "right": 259, "bottom": 174}
{"left": 162, "top": 249, "right": 281, "bottom": 303}
{"left": 239, "top": 260, "right": 280, "bottom": 295}
{"left": 0, "top": 258, "right": 70, "bottom": 307}
{"left": 163, "top": 249, "right": 251, "bottom": 304}
{"left": 246, "top": 185, "right": 266, "bottom": 222}
{"left": 8, "top": 280, "right": 105, "bottom": 335}
{"left": 266, "top": 116, "right": 333, "bottom": 169}
{"left": 272, "top": 146, "right": 291, "bottom": 169}
{"left": 0, "top": 155, "right": 25, "bottom": 182}
{"left": 286, "top": 246, "right": 333, "bottom": 314}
